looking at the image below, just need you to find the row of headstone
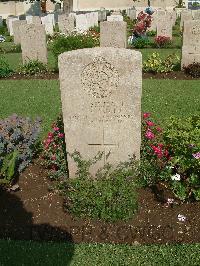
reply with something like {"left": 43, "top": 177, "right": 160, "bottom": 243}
{"left": 150, "top": 10, "right": 176, "bottom": 32}
{"left": 107, "top": 11, "right": 123, "bottom": 22}
{"left": 58, "top": 14, "right": 75, "bottom": 35}
{"left": 41, "top": 13, "right": 55, "bottom": 35}
{"left": 76, "top": 12, "right": 98, "bottom": 33}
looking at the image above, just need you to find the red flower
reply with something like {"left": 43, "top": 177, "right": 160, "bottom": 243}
{"left": 156, "top": 127, "right": 162, "bottom": 132}
{"left": 48, "top": 132, "right": 54, "bottom": 138}
{"left": 58, "top": 133, "right": 64, "bottom": 138}
{"left": 143, "top": 112, "right": 151, "bottom": 119}
{"left": 146, "top": 120, "right": 155, "bottom": 127}
{"left": 145, "top": 130, "right": 155, "bottom": 140}
{"left": 53, "top": 127, "right": 60, "bottom": 131}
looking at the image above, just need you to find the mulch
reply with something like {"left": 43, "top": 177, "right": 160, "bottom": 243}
{"left": 0, "top": 71, "right": 199, "bottom": 80}
{"left": 1, "top": 159, "right": 200, "bottom": 244}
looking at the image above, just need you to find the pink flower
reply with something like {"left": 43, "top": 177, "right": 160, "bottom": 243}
{"left": 143, "top": 112, "right": 151, "bottom": 119}
{"left": 193, "top": 152, "right": 200, "bottom": 159}
{"left": 58, "top": 133, "right": 64, "bottom": 138}
{"left": 156, "top": 127, "right": 162, "bottom": 132}
{"left": 152, "top": 145, "right": 163, "bottom": 158}
{"left": 145, "top": 130, "right": 155, "bottom": 140}
{"left": 51, "top": 154, "right": 56, "bottom": 160}
{"left": 53, "top": 127, "right": 60, "bottom": 131}
{"left": 146, "top": 120, "right": 155, "bottom": 127}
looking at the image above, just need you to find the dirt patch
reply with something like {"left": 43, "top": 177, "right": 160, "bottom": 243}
{"left": 0, "top": 159, "right": 200, "bottom": 244}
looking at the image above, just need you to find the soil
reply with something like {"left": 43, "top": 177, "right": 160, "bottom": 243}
{"left": 1, "top": 71, "right": 200, "bottom": 80}
{"left": 1, "top": 159, "right": 200, "bottom": 245}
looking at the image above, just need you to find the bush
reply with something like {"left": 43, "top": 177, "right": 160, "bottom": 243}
{"left": 143, "top": 52, "right": 180, "bottom": 73}
{"left": 132, "top": 37, "right": 151, "bottom": 48}
{"left": 0, "top": 56, "right": 13, "bottom": 78}
{"left": 184, "top": 62, "right": 200, "bottom": 78}
{"left": 51, "top": 34, "right": 99, "bottom": 65}
{"left": 140, "top": 113, "right": 200, "bottom": 201}
{"left": 42, "top": 115, "right": 67, "bottom": 180}
{"left": 154, "top": 36, "right": 171, "bottom": 48}
{"left": 147, "top": 30, "right": 156, "bottom": 36}
{"left": 0, "top": 114, "right": 41, "bottom": 184}
{"left": 19, "top": 60, "right": 48, "bottom": 76}
{"left": 61, "top": 152, "right": 138, "bottom": 222}
{"left": 0, "top": 26, "right": 7, "bottom": 36}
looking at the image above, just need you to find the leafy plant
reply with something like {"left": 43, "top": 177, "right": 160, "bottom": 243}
{"left": 184, "top": 62, "right": 200, "bottom": 78}
{"left": 154, "top": 36, "right": 171, "bottom": 48}
{"left": 61, "top": 153, "right": 139, "bottom": 222}
{"left": 0, "top": 55, "right": 13, "bottom": 78}
{"left": 147, "top": 30, "right": 156, "bottom": 36}
{"left": 19, "top": 60, "right": 47, "bottom": 76}
{"left": 0, "top": 114, "right": 41, "bottom": 184}
{"left": 42, "top": 115, "right": 67, "bottom": 180}
{"left": 143, "top": 52, "right": 180, "bottom": 73}
{"left": 132, "top": 37, "right": 151, "bottom": 48}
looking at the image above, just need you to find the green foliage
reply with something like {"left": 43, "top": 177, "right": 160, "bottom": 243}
{"left": 143, "top": 52, "right": 180, "bottom": 73}
{"left": 184, "top": 62, "right": 200, "bottom": 78}
{"left": 0, "top": 25, "right": 8, "bottom": 35}
{"left": 0, "top": 55, "right": 13, "bottom": 77}
{"left": 0, "top": 150, "right": 18, "bottom": 184}
{"left": 133, "top": 37, "right": 151, "bottom": 48}
{"left": 60, "top": 152, "right": 139, "bottom": 222}
{"left": 52, "top": 34, "right": 98, "bottom": 67}
{"left": 5, "top": 36, "right": 13, "bottom": 42}
{"left": 19, "top": 60, "right": 48, "bottom": 76}
{"left": 147, "top": 30, "right": 156, "bottom": 37}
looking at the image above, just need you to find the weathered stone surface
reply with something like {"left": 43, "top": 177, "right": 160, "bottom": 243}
{"left": 98, "top": 8, "right": 107, "bottom": 22}
{"left": 180, "top": 10, "right": 192, "bottom": 29}
{"left": 32, "top": 16, "right": 41, "bottom": 24}
{"left": 58, "top": 47, "right": 142, "bottom": 178}
{"left": 107, "top": 15, "right": 123, "bottom": 21}
{"left": 13, "top": 20, "right": 27, "bottom": 44}
{"left": 100, "top": 21, "right": 127, "bottom": 48}
{"left": 76, "top": 14, "right": 89, "bottom": 32}
{"left": 0, "top": 16, "right": 3, "bottom": 26}
{"left": 181, "top": 20, "right": 200, "bottom": 68}
{"left": 192, "top": 10, "right": 200, "bottom": 20}
{"left": 157, "top": 18, "right": 173, "bottom": 39}
{"left": 20, "top": 24, "right": 47, "bottom": 64}
{"left": 58, "top": 14, "right": 75, "bottom": 35}
{"left": 7, "top": 17, "right": 19, "bottom": 36}
{"left": 41, "top": 14, "right": 54, "bottom": 35}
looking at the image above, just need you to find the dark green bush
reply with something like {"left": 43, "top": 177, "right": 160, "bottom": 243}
{"left": 147, "top": 30, "right": 156, "bottom": 37}
{"left": 184, "top": 62, "right": 200, "bottom": 78}
{"left": 19, "top": 60, "right": 48, "bottom": 76}
{"left": 0, "top": 56, "right": 13, "bottom": 78}
{"left": 133, "top": 37, "right": 151, "bottom": 48}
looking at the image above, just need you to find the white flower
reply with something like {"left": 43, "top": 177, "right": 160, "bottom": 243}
{"left": 171, "top": 173, "right": 181, "bottom": 181}
{"left": 178, "top": 214, "right": 186, "bottom": 222}
{"left": 167, "top": 198, "right": 174, "bottom": 204}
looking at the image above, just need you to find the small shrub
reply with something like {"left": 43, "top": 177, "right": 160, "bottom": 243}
{"left": 0, "top": 26, "right": 7, "bottom": 35}
{"left": 147, "top": 30, "right": 156, "bottom": 36}
{"left": 143, "top": 52, "right": 180, "bottom": 73}
{"left": 19, "top": 60, "right": 47, "bottom": 76}
{"left": 184, "top": 62, "right": 200, "bottom": 78}
{"left": 61, "top": 152, "right": 139, "bottom": 222}
{"left": 0, "top": 114, "right": 41, "bottom": 184}
{"left": 141, "top": 113, "right": 200, "bottom": 201}
{"left": 42, "top": 115, "right": 67, "bottom": 180}
{"left": 154, "top": 36, "right": 171, "bottom": 48}
{"left": 132, "top": 37, "right": 151, "bottom": 48}
{"left": 5, "top": 36, "right": 13, "bottom": 42}
{"left": 51, "top": 34, "right": 99, "bottom": 66}
{"left": 0, "top": 56, "right": 13, "bottom": 78}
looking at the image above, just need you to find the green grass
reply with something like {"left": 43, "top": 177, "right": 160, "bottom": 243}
{"left": 139, "top": 48, "right": 181, "bottom": 62}
{"left": 0, "top": 79, "right": 199, "bottom": 137}
{"left": 1, "top": 240, "right": 200, "bottom": 265}
{"left": 2, "top": 51, "right": 57, "bottom": 71}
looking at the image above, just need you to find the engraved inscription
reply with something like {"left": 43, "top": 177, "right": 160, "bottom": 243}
{"left": 81, "top": 57, "right": 119, "bottom": 98}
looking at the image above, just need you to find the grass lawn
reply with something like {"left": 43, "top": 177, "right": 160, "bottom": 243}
{"left": 0, "top": 240, "right": 200, "bottom": 265}
{"left": 0, "top": 79, "right": 199, "bottom": 137}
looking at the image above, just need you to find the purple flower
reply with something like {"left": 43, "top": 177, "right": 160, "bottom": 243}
{"left": 192, "top": 152, "right": 200, "bottom": 159}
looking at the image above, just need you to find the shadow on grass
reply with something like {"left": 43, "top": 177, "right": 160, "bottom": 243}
{"left": 0, "top": 187, "right": 74, "bottom": 265}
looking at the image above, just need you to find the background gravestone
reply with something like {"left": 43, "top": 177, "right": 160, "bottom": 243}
{"left": 20, "top": 24, "right": 47, "bottom": 64}
{"left": 181, "top": 20, "right": 200, "bottom": 68}
{"left": 100, "top": 21, "right": 127, "bottom": 48}
{"left": 157, "top": 19, "right": 173, "bottom": 39}
{"left": 107, "top": 15, "right": 123, "bottom": 21}
{"left": 41, "top": 15, "right": 54, "bottom": 35}
{"left": 7, "top": 17, "right": 19, "bottom": 36}
{"left": 76, "top": 14, "right": 89, "bottom": 32}
{"left": 0, "top": 16, "right": 3, "bottom": 27}
{"left": 180, "top": 10, "right": 193, "bottom": 29}
{"left": 13, "top": 20, "right": 27, "bottom": 44}
{"left": 58, "top": 47, "right": 142, "bottom": 178}
{"left": 58, "top": 15, "right": 74, "bottom": 35}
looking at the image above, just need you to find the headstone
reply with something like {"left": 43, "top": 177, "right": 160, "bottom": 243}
{"left": 58, "top": 47, "right": 142, "bottom": 177}
{"left": 98, "top": 8, "right": 107, "bottom": 22}
{"left": 20, "top": 24, "right": 47, "bottom": 64}
{"left": 100, "top": 21, "right": 127, "bottom": 48}
{"left": 7, "top": 17, "right": 19, "bottom": 36}
{"left": 0, "top": 16, "right": 2, "bottom": 27}
{"left": 107, "top": 15, "right": 123, "bottom": 22}
{"left": 58, "top": 14, "right": 75, "bottom": 35}
{"left": 32, "top": 16, "right": 41, "bottom": 25}
{"left": 128, "top": 9, "right": 136, "bottom": 20}
{"left": 13, "top": 20, "right": 27, "bottom": 44}
{"left": 41, "top": 15, "right": 54, "bottom": 35}
{"left": 76, "top": 14, "right": 89, "bottom": 32}
{"left": 149, "top": 11, "right": 158, "bottom": 31}
{"left": 91, "top": 12, "right": 98, "bottom": 27}
{"left": 193, "top": 10, "right": 200, "bottom": 20}
{"left": 26, "top": 15, "right": 33, "bottom": 24}
{"left": 181, "top": 20, "right": 200, "bottom": 68}
{"left": 157, "top": 19, "right": 173, "bottom": 39}
{"left": 180, "top": 10, "right": 193, "bottom": 29}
